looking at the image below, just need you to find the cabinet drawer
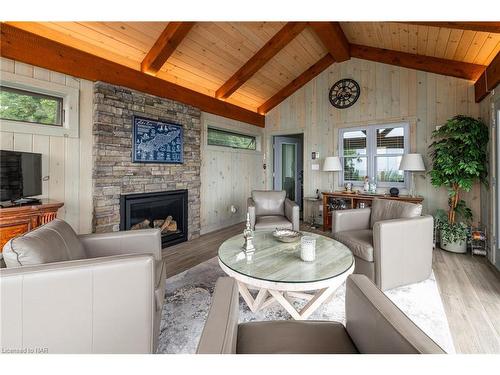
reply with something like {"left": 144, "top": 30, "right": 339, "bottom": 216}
{"left": 0, "top": 222, "right": 31, "bottom": 250}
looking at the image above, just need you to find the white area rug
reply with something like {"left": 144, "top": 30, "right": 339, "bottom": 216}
{"left": 157, "top": 257, "right": 455, "bottom": 354}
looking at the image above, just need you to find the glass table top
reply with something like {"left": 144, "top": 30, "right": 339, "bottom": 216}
{"left": 218, "top": 231, "right": 354, "bottom": 283}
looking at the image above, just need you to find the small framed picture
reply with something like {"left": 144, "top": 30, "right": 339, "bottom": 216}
{"left": 132, "top": 116, "right": 184, "bottom": 164}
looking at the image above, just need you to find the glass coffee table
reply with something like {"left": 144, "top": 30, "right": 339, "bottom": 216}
{"left": 218, "top": 231, "right": 354, "bottom": 320}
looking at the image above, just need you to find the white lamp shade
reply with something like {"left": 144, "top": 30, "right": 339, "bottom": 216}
{"left": 399, "top": 153, "right": 426, "bottom": 171}
{"left": 323, "top": 156, "right": 342, "bottom": 172}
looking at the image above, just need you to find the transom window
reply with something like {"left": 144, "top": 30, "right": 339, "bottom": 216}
{"left": 207, "top": 127, "right": 256, "bottom": 150}
{"left": 339, "top": 123, "right": 409, "bottom": 187}
{"left": 0, "top": 86, "right": 63, "bottom": 126}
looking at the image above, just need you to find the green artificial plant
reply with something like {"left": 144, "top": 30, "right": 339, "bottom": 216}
{"left": 429, "top": 115, "right": 488, "bottom": 234}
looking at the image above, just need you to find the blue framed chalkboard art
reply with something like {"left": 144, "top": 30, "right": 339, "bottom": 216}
{"left": 132, "top": 116, "right": 184, "bottom": 164}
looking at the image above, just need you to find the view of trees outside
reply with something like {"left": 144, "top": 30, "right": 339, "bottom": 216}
{"left": 0, "top": 86, "right": 62, "bottom": 126}
{"left": 343, "top": 153, "right": 366, "bottom": 181}
{"left": 207, "top": 127, "right": 256, "bottom": 150}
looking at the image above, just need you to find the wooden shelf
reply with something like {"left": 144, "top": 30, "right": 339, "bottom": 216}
{"left": 321, "top": 191, "right": 423, "bottom": 231}
{"left": 0, "top": 200, "right": 64, "bottom": 251}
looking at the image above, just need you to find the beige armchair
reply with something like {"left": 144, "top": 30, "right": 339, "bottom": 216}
{"left": 197, "top": 276, "right": 445, "bottom": 354}
{"left": 247, "top": 190, "right": 299, "bottom": 231}
{"left": 1, "top": 219, "right": 166, "bottom": 354}
{"left": 332, "top": 198, "right": 433, "bottom": 291}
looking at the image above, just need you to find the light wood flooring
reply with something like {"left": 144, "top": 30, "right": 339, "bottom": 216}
{"left": 162, "top": 222, "right": 500, "bottom": 354}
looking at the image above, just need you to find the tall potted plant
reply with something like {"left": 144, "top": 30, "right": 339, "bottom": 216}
{"left": 429, "top": 115, "right": 488, "bottom": 253}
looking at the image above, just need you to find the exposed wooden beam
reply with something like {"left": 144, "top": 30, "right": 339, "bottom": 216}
{"left": 308, "top": 22, "right": 350, "bottom": 62}
{"left": 402, "top": 22, "right": 500, "bottom": 34}
{"left": 215, "top": 22, "right": 307, "bottom": 99}
{"left": 0, "top": 23, "right": 264, "bottom": 127}
{"left": 141, "top": 22, "right": 195, "bottom": 75}
{"left": 475, "top": 51, "right": 500, "bottom": 102}
{"left": 257, "top": 54, "right": 335, "bottom": 114}
{"left": 350, "top": 44, "right": 486, "bottom": 81}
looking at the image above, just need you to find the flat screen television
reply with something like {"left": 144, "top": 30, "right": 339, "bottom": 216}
{"left": 0, "top": 150, "right": 42, "bottom": 203}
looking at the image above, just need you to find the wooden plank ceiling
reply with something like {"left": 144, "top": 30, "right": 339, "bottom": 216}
{"left": 3, "top": 21, "right": 500, "bottom": 126}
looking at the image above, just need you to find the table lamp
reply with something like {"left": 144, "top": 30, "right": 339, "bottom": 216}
{"left": 399, "top": 153, "right": 425, "bottom": 197}
{"left": 323, "top": 156, "right": 342, "bottom": 192}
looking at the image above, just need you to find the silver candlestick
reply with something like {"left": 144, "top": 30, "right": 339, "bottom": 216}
{"left": 242, "top": 212, "right": 255, "bottom": 255}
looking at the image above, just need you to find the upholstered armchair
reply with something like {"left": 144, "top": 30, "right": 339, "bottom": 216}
{"left": 197, "top": 276, "right": 445, "bottom": 354}
{"left": 332, "top": 198, "right": 433, "bottom": 291}
{"left": 247, "top": 190, "right": 299, "bottom": 231}
{"left": 1, "top": 219, "right": 166, "bottom": 354}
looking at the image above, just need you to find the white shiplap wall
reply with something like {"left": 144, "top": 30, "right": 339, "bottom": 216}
{"left": 265, "top": 58, "right": 482, "bottom": 224}
{"left": 200, "top": 112, "right": 265, "bottom": 234}
{"left": 0, "top": 58, "right": 93, "bottom": 234}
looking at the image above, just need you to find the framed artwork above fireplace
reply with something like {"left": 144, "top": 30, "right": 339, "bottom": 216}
{"left": 132, "top": 116, "right": 184, "bottom": 164}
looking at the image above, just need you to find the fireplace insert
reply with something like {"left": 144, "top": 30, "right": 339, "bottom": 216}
{"left": 120, "top": 189, "right": 188, "bottom": 247}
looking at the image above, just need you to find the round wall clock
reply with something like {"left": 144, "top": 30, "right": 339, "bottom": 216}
{"left": 329, "top": 79, "right": 361, "bottom": 109}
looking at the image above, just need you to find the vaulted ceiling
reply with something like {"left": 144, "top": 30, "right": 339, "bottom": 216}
{"left": 2, "top": 21, "right": 500, "bottom": 126}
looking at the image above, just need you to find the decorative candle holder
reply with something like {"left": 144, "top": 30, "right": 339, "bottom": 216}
{"left": 242, "top": 212, "right": 255, "bottom": 255}
{"left": 300, "top": 236, "right": 316, "bottom": 262}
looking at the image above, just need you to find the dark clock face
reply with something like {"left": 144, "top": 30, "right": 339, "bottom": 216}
{"left": 329, "top": 79, "right": 360, "bottom": 109}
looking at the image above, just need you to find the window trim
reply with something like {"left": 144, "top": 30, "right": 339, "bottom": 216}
{"left": 206, "top": 126, "right": 259, "bottom": 152}
{"left": 338, "top": 122, "right": 410, "bottom": 188}
{"left": 0, "top": 71, "right": 79, "bottom": 138}
{"left": 0, "top": 85, "right": 64, "bottom": 127}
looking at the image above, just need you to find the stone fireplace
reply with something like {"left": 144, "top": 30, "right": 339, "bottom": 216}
{"left": 92, "top": 82, "right": 201, "bottom": 243}
{"left": 120, "top": 190, "right": 188, "bottom": 247}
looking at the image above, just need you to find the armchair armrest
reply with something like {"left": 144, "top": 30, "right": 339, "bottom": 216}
{"left": 284, "top": 198, "right": 300, "bottom": 231}
{"left": 197, "top": 277, "right": 240, "bottom": 354}
{"left": 332, "top": 208, "right": 371, "bottom": 234}
{"left": 0, "top": 254, "right": 156, "bottom": 353}
{"left": 373, "top": 215, "right": 434, "bottom": 291}
{"left": 345, "top": 274, "right": 445, "bottom": 353}
{"left": 79, "top": 229, "right": 162, "bottom": 261}
{"left": 247, "top": 198, "right": 256, "bottom": 229}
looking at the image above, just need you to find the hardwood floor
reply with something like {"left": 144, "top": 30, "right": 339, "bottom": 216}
{"left": 163, "top": 222, "right": 500, "bottom": 354}
{"left": 162, "top": 223, "right": 245, "bottom": 278}
{"left": 433, "top": 247, "right": 500, "bottom": 353}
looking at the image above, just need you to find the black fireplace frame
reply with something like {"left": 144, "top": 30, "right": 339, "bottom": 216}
{"left": 120, "top": 189, "right": 188, "bottom": 247}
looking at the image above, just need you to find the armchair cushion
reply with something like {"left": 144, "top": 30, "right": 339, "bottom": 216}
{"left": 333, "top": 229, "right": 374, "bottom": 262}
{"left": 254, "top": 215, "right": 293, "bottom": 231}
{"left": 251, "top": 190, "right": 286, "bottom": 216}
{"left": 3, "top": 219, "right": 86, "bottom": 268}
{"left": 237, "top": 321, "right": 359, "bottom": 354}
{"left": 370, "top": 199, "right": 422, "bottom": 228}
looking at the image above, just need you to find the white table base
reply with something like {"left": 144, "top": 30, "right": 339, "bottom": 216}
{"left": 220, "top": 260, "right": 354, "bottom": 320}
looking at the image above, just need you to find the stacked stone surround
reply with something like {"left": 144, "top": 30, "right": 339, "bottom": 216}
{"left": 92, "top": 82, "right": 201, "bottom": 240}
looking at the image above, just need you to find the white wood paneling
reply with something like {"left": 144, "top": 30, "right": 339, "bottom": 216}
{"left": 32, "top": 135, "right": 50, "bottom": 198}
{"left": 265, "top": 57, "right": 482, "bottom": 223}
{"left": 0, "top": 132, "right": 14, "bottom": 149}
{"left": 0, "top": 57, "right": 93, "bottom": 234}
{"left": 78, "top": 79, "right": 94, "bottom": 234}
{"left": 200, "top": 112, "right": 265, "bottom": 234}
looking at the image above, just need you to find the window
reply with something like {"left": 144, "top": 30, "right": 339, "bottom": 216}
{"left": 0, "top": 86, "right": 63, "bottom": 126}
{"left": 339, "top": 123, "right": 409, "bottom": 187}
{"left": 207, "top": 127, "right": 256, "bottom": 150}
{"left": 0, "top": 71, "right": 79, "bottom": 138}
